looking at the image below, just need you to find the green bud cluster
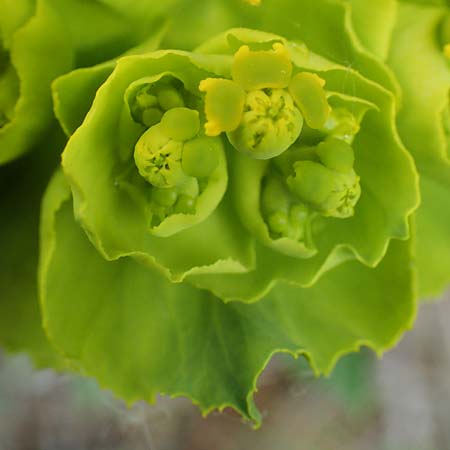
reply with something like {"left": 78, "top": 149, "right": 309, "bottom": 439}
{"left": 200, "top": 42, "right": 331, "bottom": 160}
{"left": 286, "top": 138, "right": 361, "bottom": 218}
{"left": 227, "top": 88, "right": 303, "bottom": 159}
{"left": 133, "top": 106, "right": 220, "bottom": 227}
{"left": 149, "top": 178, "right": 199, "bottom": 228}
{"left": 261, "top": 173, "right": 312, "bottom": 242}
{"left": 129, "top": 80, "right": 186, "bottom": 128}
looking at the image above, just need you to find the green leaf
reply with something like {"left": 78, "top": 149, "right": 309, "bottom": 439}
{"left": 388, "top": 1, "right": 450, "bottom": 297}
{"left": 51, "top": 0, "right": 175, "bottom": 67}
{"left": 0, "top": 0, "right": 73, "bottom": 165}
{"left": 249, "top": 0, "right": 400, "bottom": 94}
{"left": 40, "top": 169, "right": 416, "bottom": 426}
{"left": 0, "top": 0, "right": 177, "bottom": 166}
{"left": 0, "top": 0, "right": 35, "bottom": 48}
{"left": 388, "top": 1, "right": 450, "bottom": 178}
{"left": 53, "top": 22, "right": 168, "bottom": 136}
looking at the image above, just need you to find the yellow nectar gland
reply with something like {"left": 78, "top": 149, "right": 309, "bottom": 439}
{"left": 231, "top": 43, "right": 293, "bottom": 91}
{"left": 199, "top": 78, "right": 245, "bottom": 136}
{"left": 288, "top": 72, "right": 330, "bottom": 130}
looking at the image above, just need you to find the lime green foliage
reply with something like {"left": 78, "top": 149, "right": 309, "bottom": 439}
{"left": 40, "top": 170, "right": 415, "bottom": 426}
{"left": 1, "top": 0, "right": 442, "bottom": 428}
{"left": 36, "top": 14, "right": 421, "bottom": 424}
{"left": 0, "top": 0, "right": 174, "bottom": 166}
{"left": 386, "top": 1, "right": 450, "bottom": 298}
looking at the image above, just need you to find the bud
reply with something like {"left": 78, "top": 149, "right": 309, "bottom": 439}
{"left": 134, "top": 124, "right": 188, "bottom": 188}
{"left": 160, "top": 107, "right": 200, "bottom": 142}
{"left": 287, "top": 159, "right": 360, "bottom": 218}
{"left": 128, "top": 81, "right": 185, "bottom": 128}
{"left": 261, "top": 174, "right": 312, "bottom": 240}
{"left": 227, "top": 88, "right": 303, "bottom": 159}
{"left": 181, "top": 136, "right": 220, "bottom": 178}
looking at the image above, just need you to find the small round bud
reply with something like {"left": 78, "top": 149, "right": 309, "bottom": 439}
{"left": 152, "top": 188, "right": 178, "bottom": 207}
{"left": 290, "top": 203, "right": 309, "bottom": 224}
{"left": 174, "top": 194, "right": 196, "bottom": 214}
{"left": 160, "top": 107, "right": 200, "bottom": 142}
{"left": 287, "top": 160, "right": 361, "bottom": 218}
{"left": 227, "top": 89, "right": 303, "bottom": 159}
{"left": 130, "top": 84, "right": 160, "bottom": 127}
{"left": 156, "top": 85, "right": 185, "bottom": 111}
{"left": 182, "top": 137, "right": 219, "bottom": 178}
{"left": 287, "top": 160, "right": 334, "bottom": 205}
{"left": 141, "top": 108, "right": 163, "bottom": 128}
{"left": 135, "top": 86, "right": 158, "bottom": 109}
{"left": 320, "top": 171, "right": 361, "bottom": 218}
{"left": 316, "top": 138, "right": 355, "bottom": 173}
{"left": 128, "top": 81, "right": 186, "bottom": 128}
{"left": 261, "top": 174, "right": 290, "bottom": 216}
{"left": 268, "top": 211, "right": 289, "bottom": 234}
{"left": 134, "top": 124, "right": 187, "bottom": 188}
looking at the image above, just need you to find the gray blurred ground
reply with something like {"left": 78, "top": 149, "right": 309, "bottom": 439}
{"left": 0, "top": 294, "right": 449, "bottom": 450}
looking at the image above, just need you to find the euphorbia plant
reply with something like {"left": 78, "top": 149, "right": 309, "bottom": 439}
{"left": 0, "top": 0, "right": 448, "bottom": 428}
{"left": 39, "top": 22, "right": 418, "bottom": 425}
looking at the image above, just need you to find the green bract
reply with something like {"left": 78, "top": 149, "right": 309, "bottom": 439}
{"left": 33, "top": 0, "right": 421, "bottom": 423}
{"left": 387, "top": 0, "right": 450, "bottom": 298}
{"left": 343, "top": 0, "right": 450, "bottom": 299}
{"left": 0, "top": 0, "right": 174, "bottom": 166}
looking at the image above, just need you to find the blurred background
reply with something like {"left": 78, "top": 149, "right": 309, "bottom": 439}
{"left": 0, "top": 294, "right": 449, "bottom": 450}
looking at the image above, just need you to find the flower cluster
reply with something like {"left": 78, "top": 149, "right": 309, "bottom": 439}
{"left": 0, "top": 0, "right": 448, "bottom": 427}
